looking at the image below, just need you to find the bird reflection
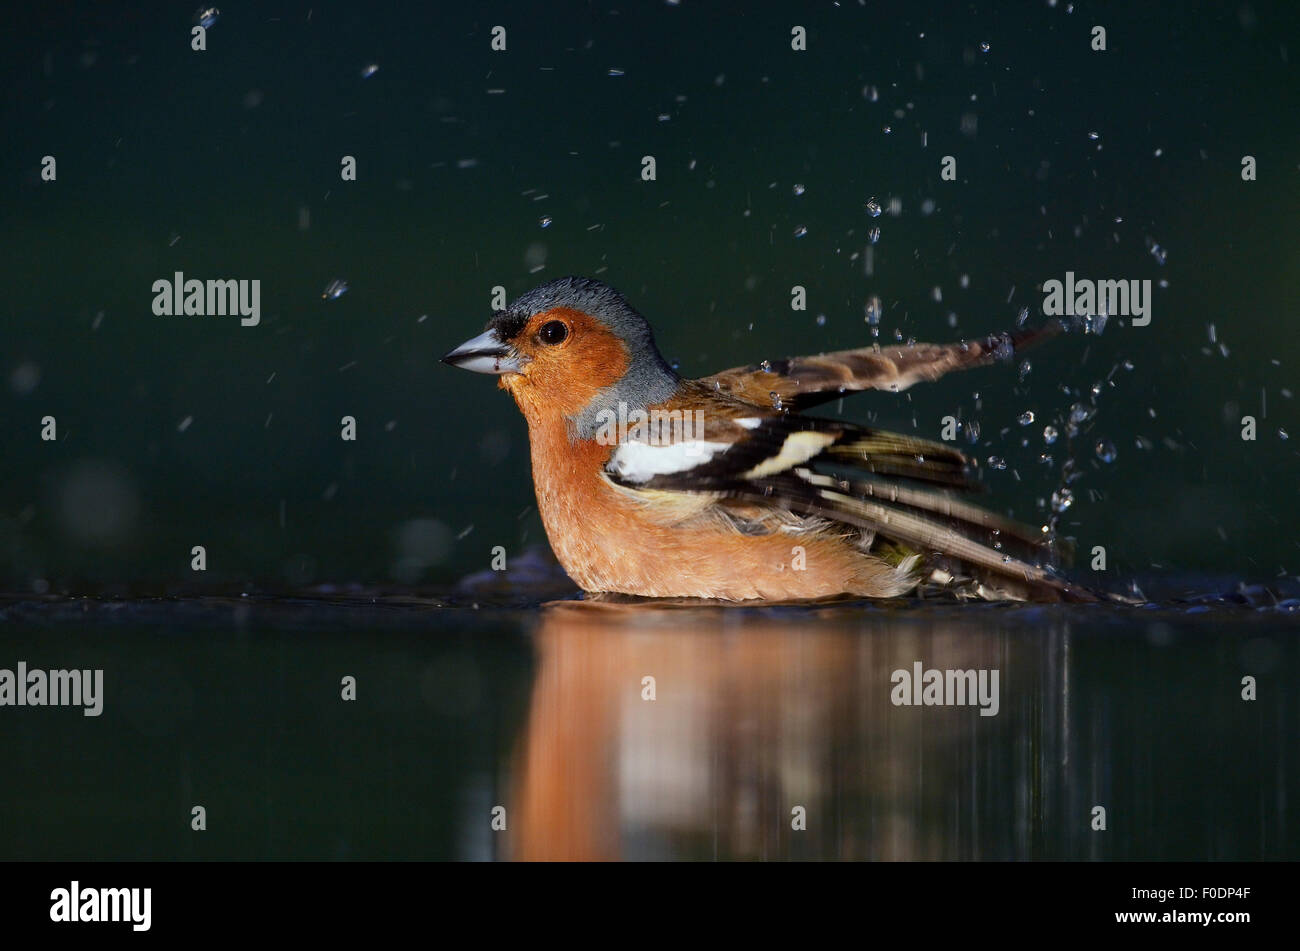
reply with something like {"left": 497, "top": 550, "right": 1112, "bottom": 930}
{"left": 505, "top": 599, "right": 1066, "bottom": 861}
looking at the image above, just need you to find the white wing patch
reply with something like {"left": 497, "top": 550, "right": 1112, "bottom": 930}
{"left": 741, "top": 430, "right": 838, "bottom": 479}
{"left": 607, "top": 439, "right": 734, "bottom": 484}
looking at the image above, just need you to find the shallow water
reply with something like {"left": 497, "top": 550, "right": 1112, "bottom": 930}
{"left": 2, "top": 586, "right": 1295, "bottom": 861}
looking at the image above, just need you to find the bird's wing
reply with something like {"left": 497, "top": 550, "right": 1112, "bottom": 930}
{"left": 698, "top": 322, "right": 1060, "bottom": 411}
{"left": 604, "top": 383, "right": 1091, "bottom": 601}
{"left": 606, "top": 384, "right": 973, "bottom": 491}
{"left": 731, "top": 469, "right": 1090, "bottom": 601}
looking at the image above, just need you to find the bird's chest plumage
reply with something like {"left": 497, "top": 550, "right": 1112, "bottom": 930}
{"left": 523, "top": 417, "right": 657, "bottom": 590}
{"left": 509, "top": 380, "right": 900, "bottom": 600}
{"left": 518, "top": 415, "right": 866, "bottom": 600}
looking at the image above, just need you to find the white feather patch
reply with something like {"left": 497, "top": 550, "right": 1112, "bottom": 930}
{"left": 741, "top": 430, "right": 837, "bottom": 479}
{"left": 607, "top": 439, "right": 733, "bottom": 484}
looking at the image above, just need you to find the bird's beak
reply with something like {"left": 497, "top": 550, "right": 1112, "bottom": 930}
{"left": 441, "top": 329, "right": 527, "bottom": 375}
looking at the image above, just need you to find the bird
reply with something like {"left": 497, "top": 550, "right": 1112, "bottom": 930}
{"left": 443, "top": 276, "right": 1097, "bottom": 602}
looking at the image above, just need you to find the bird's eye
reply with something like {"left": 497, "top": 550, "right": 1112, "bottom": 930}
{"left": 539, "top": 320, "right": 569, "bottom": 345}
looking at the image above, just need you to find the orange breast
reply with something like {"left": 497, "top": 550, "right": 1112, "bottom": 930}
{"left": 506, "top": 405, "right": 903, "bottom": 600}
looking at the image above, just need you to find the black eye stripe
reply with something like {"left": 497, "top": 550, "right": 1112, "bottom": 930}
{"left": 487, "top": 310, "right": 528, "bottom": 341}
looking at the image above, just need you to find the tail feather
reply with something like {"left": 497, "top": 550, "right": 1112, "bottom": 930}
{"left": 837, "top": 473, "right": 1049, "bottom": 552}
{"left": 746, "top": 469, "right": 1096, "bottom": 602}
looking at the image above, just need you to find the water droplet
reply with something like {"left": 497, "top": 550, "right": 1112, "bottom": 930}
{"left": 1095, "top": 439, "right": 1117, "bottom": 463}
{"left": 1149, "top": 243, "right": 1168, "bottom": 265}
{"left": 1087, "top": 131, "right": 1100, "bottom": 140}
{"left": 360, "top": 63, "right": 380, "bottom": 79}
{"left": 864, "top": 296, "right": 882, "bottom": 326}
{"left": 987, "top": 455, "right": 1007, "bottom": 470}
{"left": 607, "top": 68, "right": 625, "bottom": 77}
{"left": 1068, "top": 402, "right": 1094, "bottom": 426}
{"left": 539, "top": 215, "right": 553, "bottom": 229}
{"left": 868, "top": 226, "right": 881, "bottom": 244}
{"left": 815, "top": 314, "right": 826, "bottom": 326}
{"left": 9, "top": 361, "right": 40, "bottom": 395}
{"left": 1043, "top": 425, "right": 1059, "bottom": 445}
{"left": 1018, "top": 411, "right": 1035, "bottom": 426}
{"left": 792, "top": 183, "right": 806, "bottom": 196}
{"left": 1051, "top": 488, "right": 1074, "bottom": 513}
{"left": 321, "top": 279, "right": 349, "bottom": 301}
{"left": 980, "top": 41, "right": 990, "bottom": 52}
{"left": 1016, "top": 306, "right": 1029, "bottom": 327}
{"left": 865, "top": 197, "right": 882, "bottom": 217}
{"left": 793, "top": 225, "right": 808, "bottom": 238}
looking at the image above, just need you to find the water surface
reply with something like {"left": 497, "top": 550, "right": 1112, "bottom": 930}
{"left": 3, "top": 588, "right": 1294, "bottom": 860}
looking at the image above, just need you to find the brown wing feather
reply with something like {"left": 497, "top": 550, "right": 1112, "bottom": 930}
{"left": 741, "top": 470, "right": 1097, "bottom": 603}
{"left": 698, "top": 322, "right": 1061, "bottom": 411}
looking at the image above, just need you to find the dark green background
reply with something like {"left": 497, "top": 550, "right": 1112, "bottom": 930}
{"left": 2, "top": 0, "right": 1297, "bottom": 591}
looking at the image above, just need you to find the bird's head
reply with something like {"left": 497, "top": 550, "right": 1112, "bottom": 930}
{"left": 443, "top": 276, "right": 680, "bottom": 436}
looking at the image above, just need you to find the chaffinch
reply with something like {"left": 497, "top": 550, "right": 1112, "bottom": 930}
{"left": 444, "top": 276, "right": 1094, "bottom": 602}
